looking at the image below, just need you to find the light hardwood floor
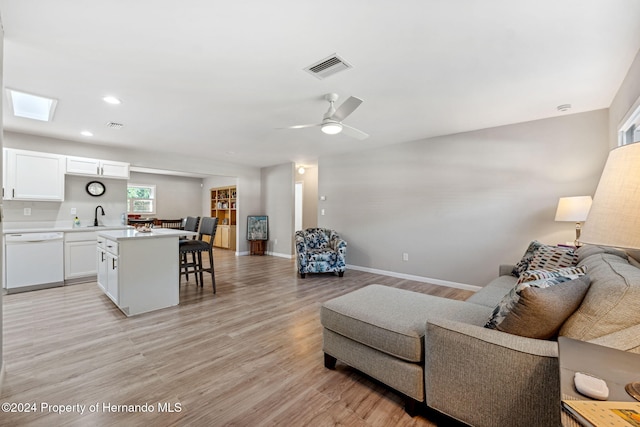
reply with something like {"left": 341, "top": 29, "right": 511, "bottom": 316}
{"left": 1, "top": 250, "right": 474, "bottom": 427}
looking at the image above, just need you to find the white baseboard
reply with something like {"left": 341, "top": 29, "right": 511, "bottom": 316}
{"left": 266, "top": 251, "right": 294, "bottom": 259}
{"left": 235, "top": 251, "right": 250, "bottom": 256}
{"left": 347, "top": 264, "right": 482, "bottom": 292}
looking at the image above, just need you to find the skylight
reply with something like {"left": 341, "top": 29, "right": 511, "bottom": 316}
{"left": 6, "top": 89, "right": 58, "bottom": 121}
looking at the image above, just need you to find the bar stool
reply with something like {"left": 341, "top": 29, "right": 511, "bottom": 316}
{"left": 179, "top": 216, "right": 200, "bottom": 285}
{"left": 179, "top": 217, "right": 218, "bottom": 293}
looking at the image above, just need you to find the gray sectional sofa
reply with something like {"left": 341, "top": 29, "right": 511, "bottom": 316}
{"left": 320, "top": 244, "right": 640, "bottom": 427}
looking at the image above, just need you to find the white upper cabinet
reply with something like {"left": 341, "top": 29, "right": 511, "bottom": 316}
{"left": 66, "top": 156, "right": 129, "bottom": 179}
{"left": 3, "top": 148, "right": 66, "bottom": 201}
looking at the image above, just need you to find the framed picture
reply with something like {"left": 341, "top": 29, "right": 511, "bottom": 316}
{"left": 247, "top": 215, "right": 268, "bottom": 241}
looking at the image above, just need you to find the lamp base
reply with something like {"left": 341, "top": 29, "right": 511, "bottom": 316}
{"left": 626, "top": 382, "right": 640, "bottom": 402}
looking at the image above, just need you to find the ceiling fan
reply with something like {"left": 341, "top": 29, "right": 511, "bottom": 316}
{"left": 285, "top": 93, "right": 369, "bottom": 140}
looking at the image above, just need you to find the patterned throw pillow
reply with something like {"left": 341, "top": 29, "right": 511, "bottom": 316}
{"left": 528, "top": 245, "right": 578, "bottom": 271}
{"left": 485, "top": 271, "right": 588, "bottom": 333}
{"left": 485, "top": 275, "right": 591, "bottom": 339}
{"left": 517, "top": 265, "right": 587, "bottom": 284}
{"left": 512, "top": 240, "right": 546, "bottom": 277}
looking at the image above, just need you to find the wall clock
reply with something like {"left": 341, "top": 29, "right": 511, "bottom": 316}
{"left": 86, "top": 181, "right": 106, "bottom": 197}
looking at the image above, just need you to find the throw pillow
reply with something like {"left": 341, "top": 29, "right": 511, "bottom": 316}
{"left": 490, "top": 275, "right": 591, "bottom": 339}
{"left": 485, "top": 273, "right": 590, "bottom": 339}
{"left": 528, "top": 245, "right": 578, "bottom": 271}
{"left": 516, "top": 265, "right": 587, "bottom": 284}
{"left": 512, "top": 240, "right": 546, "bottom": 277}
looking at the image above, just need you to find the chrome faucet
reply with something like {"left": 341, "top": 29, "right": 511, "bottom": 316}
{"left": 94, "top": 205, "right": 105, "bottom": 226}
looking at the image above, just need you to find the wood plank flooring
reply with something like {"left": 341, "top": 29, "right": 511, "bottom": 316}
{"left": 1, "top": 250, "right": 474, "bottom": 427}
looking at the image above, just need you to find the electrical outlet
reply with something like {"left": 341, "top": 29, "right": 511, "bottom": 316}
{"left": 70, "top": 208, "right": 77, "bottom": 215}
{"left": 24, "top": 207, "right": 31, "bottom": 216}
{"left": 274, "top": 238, "right": 278, "bottom": 245}
{"left": 321, "top": 209, "right": 325, "bottom": 216}
{"left": 402, "top": 253, "right": 409, "bottom": 261}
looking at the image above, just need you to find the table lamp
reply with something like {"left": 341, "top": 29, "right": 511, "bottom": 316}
{"left": 555, "top": 196, "right": 592, "bottom": 246}
{"left": 580, "top": 142, "right": 640, "bottom": 401}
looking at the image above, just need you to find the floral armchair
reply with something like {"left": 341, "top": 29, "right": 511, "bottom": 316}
{"left": 295, "top": 228, "right": 347, "bottom": 278}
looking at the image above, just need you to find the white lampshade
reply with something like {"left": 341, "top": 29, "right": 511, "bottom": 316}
{"left": 580, "top": 143, "right": 640, "bottom": 250}
{"left": 321, "top": 122, "right": 342, "bottom": 135}
{"left": 555, "top": 196, "right": 593, "bottom": 222}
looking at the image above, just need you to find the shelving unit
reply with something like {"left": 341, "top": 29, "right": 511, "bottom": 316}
{"left": 210, "top": 186, "right": 237, "bottom": 250}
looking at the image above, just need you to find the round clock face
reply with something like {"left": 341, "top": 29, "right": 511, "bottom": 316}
{"left": 86, "top": 181, "right": 106, "bottom": 197}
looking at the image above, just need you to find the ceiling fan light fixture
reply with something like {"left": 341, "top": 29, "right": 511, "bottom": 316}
{"left": 321, "top": 122, "right": 342, "bottom": 135}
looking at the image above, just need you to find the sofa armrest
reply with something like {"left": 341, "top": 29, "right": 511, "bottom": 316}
{"left": 425, "top": 318, "right": 560, "bottom": 427}
{"left": 499, "top": 264, "right": 516, "bottom": 276}
{"left": 330, "top": 237, "right": 347, "bottom": 253}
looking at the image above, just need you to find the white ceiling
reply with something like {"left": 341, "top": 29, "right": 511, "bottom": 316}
{"left": 2, "top": 1, "right": 640, "bottom": 169}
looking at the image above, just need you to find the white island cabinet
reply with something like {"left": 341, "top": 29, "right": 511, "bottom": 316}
{"left": 96, "top": 228, "right": 196, "bottom": 316}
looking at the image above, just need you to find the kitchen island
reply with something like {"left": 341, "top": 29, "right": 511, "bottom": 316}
{"left": 97, "top": 228, "right": 197, "bottom": 316}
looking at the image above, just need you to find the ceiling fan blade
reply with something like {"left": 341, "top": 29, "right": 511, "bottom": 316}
{"left": 331, "top": 96, "right": 363, "bottom": 122}
{"left": 285, "top": 123, "right": 321, "bottom": 129}
{"left": 341, "top": 123, "right": 369, "bottom": 140}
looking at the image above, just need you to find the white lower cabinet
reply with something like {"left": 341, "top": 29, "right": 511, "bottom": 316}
{"left": 106, "top": 252, "right": 118, "bottom": 303}
{"left": 97, "top": 237, "right": 118, "bottom": 304}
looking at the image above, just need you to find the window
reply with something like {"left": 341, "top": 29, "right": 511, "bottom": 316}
{"left": 619, "top": 101, "right": 640, "bottom": 146}
{"left": 127, "top": 184, "right": 156, "bottom": 215}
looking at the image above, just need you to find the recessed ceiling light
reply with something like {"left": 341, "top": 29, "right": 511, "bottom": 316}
{"left": 6, "top": 88, "right": 58, "bottom": 121}
{"left": 81, "top": 130, "right": 93, "bottom": 137}
{"left": 103, "top": 96, "right": 122, "bottom": 105}
{"left": 557, "top": 104, "right": 571, "bottom": 112}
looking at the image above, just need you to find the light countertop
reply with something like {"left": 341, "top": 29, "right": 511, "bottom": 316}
{"left": 3, "top": 225, "right": 132, "bottom": 234}
{"left": 98, "top": 228, "right": 197, "bottom": 241}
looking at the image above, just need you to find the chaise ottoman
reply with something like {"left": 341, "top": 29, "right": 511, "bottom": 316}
{"left": 320, "top": 284, "right": 492, "bottom": 413}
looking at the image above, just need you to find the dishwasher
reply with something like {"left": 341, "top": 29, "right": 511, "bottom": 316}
{"left": 4, "top": 232, "right": 64, "bottom": 292}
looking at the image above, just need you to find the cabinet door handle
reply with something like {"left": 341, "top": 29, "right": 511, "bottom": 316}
{"left": 97, "top": 165, "right": 100, "bottom": 175}
{"left": 101, "top": 252, "right": 105, "bottom": 262}
{"left": 112, "top": 258, "right": 116, "bottom": 270}
{"left": 12, "top": 189, "right": 15, "bottom": 198}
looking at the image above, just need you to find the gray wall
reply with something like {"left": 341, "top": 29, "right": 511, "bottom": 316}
{"left": 318, "top": 109, "right": 610, "bottom": 287}
{"left": 261, "top": 163, "right": 294, "bottom": 257}
{"left": 129, "top": 171, "right": 203, "bottom": 220}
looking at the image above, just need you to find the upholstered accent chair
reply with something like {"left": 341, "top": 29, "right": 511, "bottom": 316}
{"left": 295, "top": 228, "right": 347, "bottom": 278}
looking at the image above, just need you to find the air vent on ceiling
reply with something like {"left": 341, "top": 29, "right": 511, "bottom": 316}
{"left": 304, "top": 54, "right": 352, "bottom": 80}
{"left": 106, "top": 122, "right": 124, "bottom": 129}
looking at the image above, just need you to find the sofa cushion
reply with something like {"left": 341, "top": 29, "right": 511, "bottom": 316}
{"left": 305, "top": 229, "right": 329, "bottom": 249}
{"left": 575, "top": 244, "right": 628, "bottom": 263}
{"left": 560, "top": 252, "right": 640, "bottom": 341}
{"left": 465, "top": 275, "right": 517, "bottom": 308}
{"left": 485, "top": 272, "right": 587, "bottom": 333}
{"left": 528, "top": 245, "right": 578, "bottom": 271}
{"left": 487, "top": 275, "right": 590, "bottom": 339}
{"left": 321, "top": 284, "right": 493, "bottom": 363}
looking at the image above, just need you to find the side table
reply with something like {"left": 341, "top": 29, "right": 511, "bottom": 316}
{"left": 558, "top": 336, "right": 640, "bottom": 426}
{"left": 249, "top": 239, "right": 266, "bottom": 255}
